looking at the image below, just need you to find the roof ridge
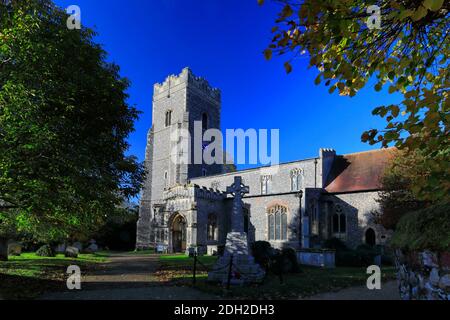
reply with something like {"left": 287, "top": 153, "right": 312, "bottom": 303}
{"left": 343, "top": 147, "right": 396, "bottom": 157}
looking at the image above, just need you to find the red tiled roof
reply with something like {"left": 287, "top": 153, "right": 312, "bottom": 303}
{"left": 325, "top": 148, "right": 397, "bottom": 193}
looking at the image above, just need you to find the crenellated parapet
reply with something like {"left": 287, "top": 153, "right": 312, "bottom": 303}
{"left": 163, "top": 184, "right": 196, "bottom": 200}
{"left": 320, "top": 148, "right": 336, "bottom": 158}
{"left": 153, "top": 67, "right": 221, "bottom": 101}
{"left": 162, "top": 184, "right": 225, "bottom": 202}
{"left": 193, "top": 185, "right": 226, "bottom": 201}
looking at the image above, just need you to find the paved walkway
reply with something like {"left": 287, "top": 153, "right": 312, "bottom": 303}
{"left": 39, "top": 253, "right": 217, "bottom": 300}
{"left": 304, "top": 280, "right": 400, "bottom": 300}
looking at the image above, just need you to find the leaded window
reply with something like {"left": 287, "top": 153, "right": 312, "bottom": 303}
{"left": 290, "top": 169, "right": 303, "bottom": 191}
{"left": 165, "top": 110, "right": 172, "bottom": 127}
{"left": 261, "top": 175, "right": 272, "bottom": 194}
{"left": 268, "top": 205, "right": 288, "bottom": 240}
{"left": 332, "top": 204, "right": 346, "bottom": 234}
{"left": 207, "top": 213, "right": 218, "bottom": 241}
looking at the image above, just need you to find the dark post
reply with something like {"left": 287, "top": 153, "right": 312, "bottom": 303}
{"left": 276, "top": 255, "right": 284, "bottom": 284}
{"left": 296, "top": 190, "right": 303, "bottom": 248}
{"left": 193, "top": 252, "right": 197, "bottom": 285}
{"left": 226, "top": 254, "right": 233, "bottom": 290}
{"left": 279, "top": 265, "right": 284, "bottom": 284}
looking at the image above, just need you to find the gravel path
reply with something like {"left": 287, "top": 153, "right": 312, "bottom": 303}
{"left": 39, "top": 253, "right": 218, "bottom": 300}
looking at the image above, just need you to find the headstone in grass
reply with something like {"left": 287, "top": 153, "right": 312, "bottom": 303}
{"left": 85, "top": 241, "right": 98, "bottom": 253}
{"left": 65, "top": 246, "right": 79, "bottom": 258}
{"left": 36, "top": 244, "right": 55, "bottom": 257}
{"left": 72, "top": 242, "right": 83, "bottom": 251}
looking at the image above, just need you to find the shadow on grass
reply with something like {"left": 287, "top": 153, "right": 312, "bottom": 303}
{"left": 0, "top": 255, "right": 106, "bottom": 300}
{"left": 157, "top": 265, "right": 397, "bottom": 300}
{"left": 0, "top": 273, "right": 64, "bottom": 300}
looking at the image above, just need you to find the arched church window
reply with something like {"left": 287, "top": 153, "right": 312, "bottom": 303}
{"left": 332, "top": 214, "right": 339, "bottom": 233}
{"left": 268, "top": 214, "right": 274, "bottom": 240}
{"left": 202, "top": 113, "right": 208, "bottom": 132}
{"left": 268, "top": 204, "right": 288, "bottom": 240}
{"left": 165, "top": 110, "right": 172, "bottom": 127}
{"left": 332, "top": 204, "right": 346, "bottom": 235}
{"left": 290, "top": 169, "right": 303, "bottom": 191}
{"left": 339, "top": 213, "right": 346, "bottom": 233}
{"left": 281, "top": 212, "right": 287, "bottom": 241}
{"left": 261, "top": 175, "right": 272, "bottom": 194}
{"left": 275, "top": 211, "right": 281, "bottom": 240}
{"left": 207, "top": 213, "right": 218, "bottom": 241}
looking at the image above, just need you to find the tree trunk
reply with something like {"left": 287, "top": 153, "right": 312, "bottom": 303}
{"left": 0, "top": 237, "right": 8, "bottom": 261}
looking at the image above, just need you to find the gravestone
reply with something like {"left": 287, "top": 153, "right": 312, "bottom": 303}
{"left": 65, "top": 246, "right": 79, "bottom": 258}
{"left": 208, "top": 177, "right": 265, "bottom": 284}
{"left": 72, "top": 242, "right": 83, "bottom": 251}
{"left": 85, "top": 239, "right": 98, "bottom": 253}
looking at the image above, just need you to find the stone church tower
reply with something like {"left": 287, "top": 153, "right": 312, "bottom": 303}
{"left": 136, "top": 68, "right": 223, "bottom": 249}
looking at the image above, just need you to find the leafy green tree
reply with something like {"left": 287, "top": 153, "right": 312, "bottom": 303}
{"left": 0, "top": 0, "right": 144, "bottom": 260}
{"left": 259, "top": 0, "right": 449, "bottom": 202}
{"left": 374, "top": 150, "right": 429, "bottom": 230}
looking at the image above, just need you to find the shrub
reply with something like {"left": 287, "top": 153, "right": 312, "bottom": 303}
{"left": 377, "top": 245, "right": 394, "bottom": 265}
{"left": 336, "top": 250, "right": 364, "bottom": 267}
{"left": 251, "top": 242, "right": 300, "bottom": 274}
{"left": 280, "top": 247, "right": 300, "bottom": 273}
{"left": 251, "top": 241, "right": 272, "bottom": 271}
{"left": 335, "top": 246, "right": 375, "bottom": 267}
{"left": 355, "top": 245, "right": 378, "bottom": 266}
{"left": 391, "top": 203, "right": 450, "bottom": 251}
{"left": 36, "top": 244, "right": 55, "bottom": 257}
{"left": 217, "top": 245, "right": 225, "bottom": 257}
{"left": 96, "top": 210, "right": 138, "bottom": 251}
{"left": 323, "top": 238, "right": 347, "bottom": 251}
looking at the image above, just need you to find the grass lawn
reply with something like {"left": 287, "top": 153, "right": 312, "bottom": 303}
{"left": 0, "top": 252, "right": 109, "bottom": 299}
{"left": 155, "top": 254, "right": 396, "bottom": 299}
{"left": 155, "top": 254, "right": 218, "bottom": 282}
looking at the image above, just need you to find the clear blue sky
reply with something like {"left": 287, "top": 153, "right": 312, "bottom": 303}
{"left": 55, "top": 0, "right": 397, "bottom": 170}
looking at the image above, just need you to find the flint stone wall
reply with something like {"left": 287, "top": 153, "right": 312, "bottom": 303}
{"left": 395, "top": 249, "right": 450, "bottom": 300}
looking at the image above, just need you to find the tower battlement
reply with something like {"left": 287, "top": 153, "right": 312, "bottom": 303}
{"left": 162, "top": 184, "right": 225, "bottom": 201}
{"left": 153, "top": 67, "right": 221, "bottom": 101}
{"left": 320, "top": 148, "right": 336, "bottom": 158}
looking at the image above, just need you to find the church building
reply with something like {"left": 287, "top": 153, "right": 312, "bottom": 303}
{"left": 136, "top": 68, "right": 394, "bottom": 254}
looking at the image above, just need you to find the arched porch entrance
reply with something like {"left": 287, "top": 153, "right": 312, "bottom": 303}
{"left": 170, "top": 214, "right": 187, "bottom": 253}
{"left": 365, "top": 228, "right": 376, "bottom": 246}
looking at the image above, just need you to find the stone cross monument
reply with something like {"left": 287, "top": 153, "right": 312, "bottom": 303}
{"left": 226, "top": 176, "right": 249, "bottom": 233}
{"left": 208, "top": 176, "right": 265, "bottom": 284}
